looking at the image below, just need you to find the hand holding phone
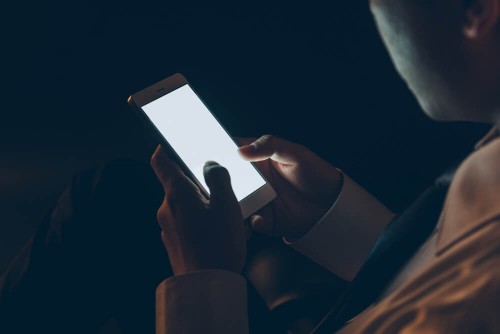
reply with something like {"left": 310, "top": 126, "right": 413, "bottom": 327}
{"left": 151, "top": 147, "right": 247, "bottom": 275}
{"left": 128, "top": 73, "right": 276, "bottom": 219}
{"left": 239, "top": 135, "right": 343, "bottom": 240}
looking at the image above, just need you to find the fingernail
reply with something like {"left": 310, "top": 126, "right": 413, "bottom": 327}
{"left": 204, "top": 160, "right": 219, "bottom": 168}
{"left": 251, "top": 215, "right": 264, "bottom": 227}
{"left": 242, "top": 143, "right": 257, "bottom": 152}
{"left": 151, "top": 146, "right": 165, "bottom": 166}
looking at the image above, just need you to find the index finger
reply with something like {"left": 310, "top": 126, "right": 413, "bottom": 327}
{"left": 238, "top": 135, "right": 302, "bottom": 165}
{"left": 235, "top": 137, "right": 257, "bottom": 147}
{"left": 150, "top": 145, "right": 185, "bottom": 191}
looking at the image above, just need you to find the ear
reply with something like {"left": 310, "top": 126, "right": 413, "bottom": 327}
{"left": 463, "top": 0, "right": 500, "bottom": 39}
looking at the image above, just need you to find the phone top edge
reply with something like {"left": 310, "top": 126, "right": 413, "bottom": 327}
{"left": 130, "top": 73, "right": 188, "bottom": 107}
{"left": 127, "top": 95, "right": 134, "bottom": 106}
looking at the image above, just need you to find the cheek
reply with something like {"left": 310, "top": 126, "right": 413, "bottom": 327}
{"left": 375, "top": 15, "right": 426, "bottom": 92}
{"left": 372, "top": 3, "right": 483, "bottom": 121}
{"left": 384, "top": 40, "right": 456, "bottom": 120}
{"left": 373, "top": 10, "right": 463, "bottom": 120}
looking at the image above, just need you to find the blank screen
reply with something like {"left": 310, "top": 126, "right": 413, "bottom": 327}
{"left": 142, "top": 84, "right": 266, "bottom": 201}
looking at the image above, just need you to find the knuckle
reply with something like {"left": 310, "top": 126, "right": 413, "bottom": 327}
{"left": 156, "top": 202, "right": 169, "bottom": 229}
{"left": 260, "top": 134, "right": 274, "bottom": 143}
{"left": 156, "top": 208, "right": 164, "bottom": 224}
{"left": 255, "top": 134, "right": 275, "bottom": 149}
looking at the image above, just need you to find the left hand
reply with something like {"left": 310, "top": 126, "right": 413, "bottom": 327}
{"left": 237, "top": 135, "right": 342, "bottom": 240}
{"left": 151, "top": 146, "right": 246, "bottom": 276}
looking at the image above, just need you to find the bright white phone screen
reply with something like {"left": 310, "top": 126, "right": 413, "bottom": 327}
{"left": 142, "top": 84, "right": 266, "bottom": 201}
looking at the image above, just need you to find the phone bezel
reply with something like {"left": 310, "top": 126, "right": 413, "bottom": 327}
{"left": 128, "top": 73, "right": 276, "bottom": 219}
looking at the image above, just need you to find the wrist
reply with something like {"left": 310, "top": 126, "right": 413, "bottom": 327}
{"left": 319, "top": 168, "right": 344, "bottom": 209}
{"left": 288, "top": 169, "right": 344, "bottom": 240}
{"left": 167, "top": 244, "right": 246, "bottom": 276}
{"left": 171, "top": 262, "right": 245, "bottom": 276}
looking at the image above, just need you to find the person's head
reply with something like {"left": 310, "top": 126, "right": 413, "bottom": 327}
{"left": 369, "top": 0, "right": 500, "bottom": 123}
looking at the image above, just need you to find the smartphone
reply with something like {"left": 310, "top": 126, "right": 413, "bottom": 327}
{"left": 128, "top": 73, "right": 276, "bottom": 219}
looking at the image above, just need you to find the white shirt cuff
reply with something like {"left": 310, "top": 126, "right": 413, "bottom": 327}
{"left": 156, "top": 270, "right": 248, "bottom": 334}
{"left": 285, "top": 173, "right": 395, "bottom": 282}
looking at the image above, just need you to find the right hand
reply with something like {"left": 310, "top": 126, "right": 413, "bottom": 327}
{"left": 238, "top": 135, "right": 343, "bottom": 240}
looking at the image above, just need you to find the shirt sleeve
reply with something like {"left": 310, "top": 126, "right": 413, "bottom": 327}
{"left": 156, "top": 270, "right": 249, "bottom": 334}
{"left": 285, "top": 173, "right": 395, "bottom": 282}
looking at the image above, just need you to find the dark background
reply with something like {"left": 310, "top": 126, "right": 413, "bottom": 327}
{"left": 0, "top": 0, "right": 489, "bottom": 282}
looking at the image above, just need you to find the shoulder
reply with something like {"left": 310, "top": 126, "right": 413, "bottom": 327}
{"left": 436, "top": 138, "right": 500, "bottom": 253}
{"left": 470, "top": 138, "right": 500, "bottom": 179}
{"left": 453, "top": 138, "right": 500, "bottom": 204}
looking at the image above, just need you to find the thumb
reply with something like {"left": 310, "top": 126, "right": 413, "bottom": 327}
{"left": 249, "top": 215, "right": 274, "bottom": 236}
{"left": 203, "top": 161, "right": 238, "bottom": 204}
{"left": 238, "top": 135, "right": 303, "bottom": 165}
